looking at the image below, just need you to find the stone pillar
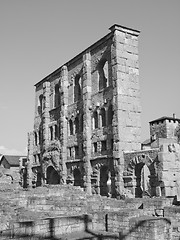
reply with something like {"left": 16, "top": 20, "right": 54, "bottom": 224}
{"left": 110, "top": 25, "right": 141, "bottom": 195}
{"left": 60, "top": 65, "right": 68, "bottom": 183}
{"left": 42, "top": 81, "right": 50, "bottom": 151}
{"left": 82, "top": 52, "right": 92, "bottom": 194}
{"left": 27, "top": 132, "right": 33, "bottom": 188}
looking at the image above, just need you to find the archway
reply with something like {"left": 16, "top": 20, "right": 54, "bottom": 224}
{"left": 46, "top": 166, "right": 60, "bottom": 185}
{"left": 73, "top": 168, "right": 82, "bottom": 187}
{"left": 36, "top": 172, "right": 42, "bottom": 187}
{"left": 135, "top": 163, "right": 151, "bottom": 197}
{"left": 126, "top": 155, "right": 155, "bottom": 198}
{"left": 100, "top": 165, "right": 108, "bottom": 196}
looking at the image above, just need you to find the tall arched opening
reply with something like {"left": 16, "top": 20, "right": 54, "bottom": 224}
{"left": 135, "top": 163, "right": 151, "bottom": 197}
{"left": 36, "top": 172, "right": 42, "bottom": 187}
{"left": 46, "top": 166, "right": 60, "bottom": 185}
{"left": 100, "top": 165, "right": 108, "bottom": 196}
{"left": 73, "top": 168, "right": 82, "bottom": 187}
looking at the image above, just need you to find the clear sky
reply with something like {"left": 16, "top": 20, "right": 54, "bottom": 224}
{"left": 0, "top": 0, "right": 180, "bottom": 155}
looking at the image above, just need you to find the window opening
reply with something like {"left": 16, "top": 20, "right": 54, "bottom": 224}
{"left": 75, "top": 117, "right": 79, "bottom": 133}
{"left": 34, "top": 132, "right": 38, "bottom": 146}
{"left": 101, "top": 140, "right": 107, "bottom": 152}
{"left": 54, "top": 84, "right": 60, "bottom": 108}
{"left": 69, "top": 120, "right": 74, "bottom": 135}
{"left": 93, "top": 142, "right": 98, "bottom": 153}
{"left": 93, "top": 111, "right": 98, "bottom": 129}
{"left": 75, "top": 146, "right": 79, "bottom": 159}
{"left": 107, "top": 104, "right": 113, "bottom": 125}
{"left": 50, "top": 126, "right": 53, "bottom": 140}
{"left": 74, "top": 75, "right": 82, "bottom": 102}
{"left": 100, "top": 108, "right": 106, "bottom": 127}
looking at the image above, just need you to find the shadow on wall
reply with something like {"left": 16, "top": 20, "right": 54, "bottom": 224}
{"left": 0, "top": 214, "right": 172, "bottom": 240}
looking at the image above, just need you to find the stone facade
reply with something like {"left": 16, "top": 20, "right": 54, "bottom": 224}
{"left": 27, "top": 24, "right": 141, "bottom": 197}
{"left": 27, "top": 24, "right": 180, "bottom": 200}
{"left": 123, "top": 115, "right": 180, "bottom": 198}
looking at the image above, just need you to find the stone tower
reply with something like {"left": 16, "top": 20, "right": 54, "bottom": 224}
{"left": 27, "top": 24, "right": 141, "bottom": 197}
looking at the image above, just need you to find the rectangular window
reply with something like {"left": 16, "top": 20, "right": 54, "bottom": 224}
{"left": 101, "top": 140, "right": 107, "bottom": 152}
{"left": 69, "top": 147, "right": 72, "bottom": 157}
{"left": 75, "top": 146, "right": 79, "bottom": 159}
{"left": 55, "top": 125, "right": 58, "bottom": 139}
{"left": 34, "top": 155, "right": 37, "bottom": 164}
{"left": 93, "top": 142, "right": 98, "bottom": 153}
{"left": 50, "top": 126, "right": 53, "bottom": 141}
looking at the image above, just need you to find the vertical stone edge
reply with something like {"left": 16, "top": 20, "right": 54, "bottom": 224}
{"left": 60, "top": 65, "right": 68, "bottom": 183}
{"left": 83, "top": 51, "right": 92, "bottom": 194}
{"left": 111, "top": 26, "right": 141, "bottom": 195}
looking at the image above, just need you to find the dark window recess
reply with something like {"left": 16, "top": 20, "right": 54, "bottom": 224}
{"left": 69, "top": 120, "right": 73, "bottom": 135}
{"left": 50, "top": 126, "right": 53, "bottom": 140}
{"left": 101, "top": 140, "right": 107, "bottom": 152}
{"left": 93, "top": 142, "right": 98, "bottom": 153}
{"left": 75, "top": 146, "right": 79, "bottom": 158}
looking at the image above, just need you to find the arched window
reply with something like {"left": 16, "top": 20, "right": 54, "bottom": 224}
{"left": 75, "top": 117, "right": 79, "bottom": 134}
{"left": 100, "top": 108, "right": 106, "bottom": 127}
{"left": 74, "top": 146, "right": 79, "bottom": 158}
{"left": 38, "top": 130, "right": 41, "bottom": 145}
{"left": 38, "top": 94, "right": 43, "bottom": 115}
{"left": 74, "top": 75, "right": 82, "bottom": 102}
{"left": 50, "top": 126, "right": 53, "bottom": 140}
{"left": 107, "top": 104, "right": 114, "bottom": 125}
{"left": 93, "top": 111, "right": 98, "bottom": 129}
{"left": 54, "top": 84, "right": 60, "bottom": 108}
{"left": 98, "top": 59, "right": 109, "bottom": 91}
{"left": 55, "top": 125, "right": 58, "bottom": 139}
{"left": 34, "top": 132, "right": 38, "bottom": 146}
{"left": 69, "top": 120, "right": 74, "bottom": 135}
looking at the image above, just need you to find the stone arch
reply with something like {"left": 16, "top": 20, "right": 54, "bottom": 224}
{"left": 126, "top": 154, "right": 156, "bottom": 197}
{"left": 46, "top": 166, "right": 60, "bottom": 185}
{"left": 91, "top": 163, "right": 111, "bottom": 196}
{"left": 127, "top": 154, "right": 154, "bottom": 175}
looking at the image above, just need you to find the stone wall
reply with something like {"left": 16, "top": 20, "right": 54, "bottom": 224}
{"left": 0, "top": 185, "right": 180, "bottom": 239}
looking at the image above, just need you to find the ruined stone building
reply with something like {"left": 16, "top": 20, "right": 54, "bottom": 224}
{"left": 27, "top": 24, "right": 180, "bottom": 199}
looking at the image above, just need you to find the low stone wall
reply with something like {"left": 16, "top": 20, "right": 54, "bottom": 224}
{"left": 128, "top": 216, "right": 171, "bottom": 240}
{"left": 0, "top": 185, "right": 180, "bottom": 239}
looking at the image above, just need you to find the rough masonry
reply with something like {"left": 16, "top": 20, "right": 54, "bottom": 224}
{"left": 26, "top": 24, "right": 141, "bottom": 197}
{"left": 25, "top": 24, "right": 180, "bottom": 200}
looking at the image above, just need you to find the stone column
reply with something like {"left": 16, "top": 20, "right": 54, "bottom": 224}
{"left": 82, "top": 52, "right": 92, "bottom": 194}
{"left": 110, "top": 25, "right": 141, "bottom": 195}
{"left": 27, "top": 132, "right": 33, "bottom": 188}
{"left": 42, "top": 81, "right": 50, "bottom": 151}
{"left": 60, "top": 65, "right": 68, "bottom": 183}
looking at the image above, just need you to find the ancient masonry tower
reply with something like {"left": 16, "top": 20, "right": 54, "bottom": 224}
{"left": 27, "top": 24, "right": 141, "bottom": 197}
